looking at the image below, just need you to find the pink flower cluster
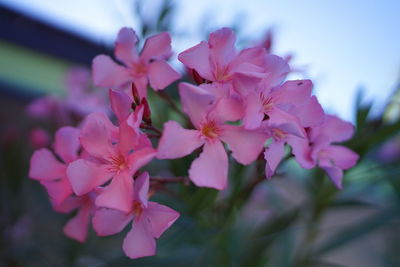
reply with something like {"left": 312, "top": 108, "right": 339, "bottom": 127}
{"left": 29, "top": 27, "right": 358, "bottom": 259}
{"left": 29, "top": 90, "right": 179, "bottom": 258}
{"left": 158, "top": 27, "right": 358, "bottom": 189}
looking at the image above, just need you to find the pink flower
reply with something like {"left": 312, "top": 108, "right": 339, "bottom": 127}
{"left": 93, "top": 172, "right": 179, "bottom": 259}
{"left": 157, "top": 82, "right": 267, "bottom": 190}
{"left": 178, "top": 28, "right": 265, "bottom": 88}
{"left": 67, "top": 111, "right": 156, "bottom": 212}
{"left": 233, "top": 74, "right": 313, "bottom": 130}
{"left": 29, "top": 126, "right": 80, "bottom": 205}
{"left": 92, "top": 27, "right": 181, "bottom": 99}
{"left": 261, "top": 110, "right": 307, "bottom": 178}
{"left": 302, "top": 115, "right": 359, "bottom": 188}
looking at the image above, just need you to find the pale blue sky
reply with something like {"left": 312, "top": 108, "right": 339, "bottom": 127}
{"left": 1, "top": 0, "right": 399, "bottom": 121}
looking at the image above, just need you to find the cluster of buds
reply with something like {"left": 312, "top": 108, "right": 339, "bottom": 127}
{"left": 29, "top": 27, "right": 358, "bottom": 259}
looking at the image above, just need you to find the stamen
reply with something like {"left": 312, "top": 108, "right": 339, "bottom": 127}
{"left": 132, "top": 201, "right": 143, "bottom": 218}
{"left": 200, "top": 121, "right": 221, "bottom": 139}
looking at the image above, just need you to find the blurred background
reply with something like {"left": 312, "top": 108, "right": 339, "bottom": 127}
{"left": 1, "top": 0, "right": 400, "bottom": 266}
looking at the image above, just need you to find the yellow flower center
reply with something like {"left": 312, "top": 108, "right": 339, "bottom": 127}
{"left": 132, "top": 201, "right": 143, "bottom": 218}
{"left": 200, "top": 121, "right": 221, "bottom": 139}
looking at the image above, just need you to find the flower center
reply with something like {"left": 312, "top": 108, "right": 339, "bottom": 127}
{"left": 132, "top": 201, "right": 143, "bottom": 218}
{"left": 200, "top": 121, "right": 221, "bottom": 139}
{"left": 261, "top": 94, "right": 274, "bottom": 112}
{"left": 271, "top": 128, "right": 286, "bottom": 141}
{"left": 132, "top": 63, "right": 148, "bottom": 76}
{"left": 108, "top": 154, "right": 127, "bottom": 173}
{"left": 214, "top": 66, "right": 231, "bottom": 82}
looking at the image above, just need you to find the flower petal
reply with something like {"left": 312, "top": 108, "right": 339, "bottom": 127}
{"left": 145, "top": 202, "right": 179, "bottom": 238}
{"left": 63, "top": 204, "right": 91, "bottom": 243}
{"left": 109, "top": 89, "right": 132, "bottom": 122}
{"left": 115, "top": 27, "right": 139, "bottom": 66}
{"left": 123, "top": 219, "right": 156, "bottom": 259}
{"left": 127, "top": 147, "right": 157, "bottom": 175}
{"left": 41, "top": 178, "right": 73, "bottom": 206}
{"left": 179, "top": 82, "right": 215, "bottom": 128}
{"left": 321, "top": 166, "right": 344, "bottom": 189}
{"left": 54, "top": 126, "right": 80, "bottom": 163}
{"left": 67, "top": 159, "right": 111, "bottom": 196}
{"left": 208, "top": 97, "right": 244, "bottom": 123}
{"left": 313, "top": 115, "right": 354, "bottom": 143}
{"left": 134, "top": 172, "right": 149, "bottom": 208}
{"left": 286, "top": 135, "right": 315, "bottom": 169}
{"left": 92, "top": 55, "right": 131, "bottom": 88}
{"left": 157, "top": 121, "right": 203, "bottom": 159}
{"left": 147, "top": 60, "right": 181, "bottom": 90}
{"left": 140, "top": 32, "right": 172, "bottom": 62}
{"left": 272, "top": 79, "right": 312, "bottom": 107}
{"left": 189, "top": 141, "right": 228, "bottom": 190}
{"left": 220, "top": 125, "right": 267, "bottom": 165}
{"left": 242, "top": 92, "right": 264, "bottom": 129}
{"left": 208, "top": 27, "right": 236, "bottom": 68}
{"left": 324, "top": 145, "right": 359, "bottom": 170}
{"left": 95, "top": 172, "right": 133, "bottom": 213}
{"left": 260, "top": 54, "right": 290, "bottom": 88}
{"left": 290, "top": 96, "right": 324, "bottom": 128}
{"left": 178, "top": 41, "right": 213, "bottom": 81}
{"left": 93, "top": 208, "right": 133, "bottom": 236}
{"left": 29, "top": 148, "right": 66, "bottom": 181}
{"left": 264, "top": 141, "right": 285, "bottom": 178}
{"left": 80, "top": 112, "right": 117, "bottom": 159}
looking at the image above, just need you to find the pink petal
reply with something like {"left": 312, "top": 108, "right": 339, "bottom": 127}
{"left": 290, "top": 96, "right": 324, "bottom": 128}
{"left": 67, "top": 159, "right": 111, "bottom": 196}
{"left": 145, "top": 202, "right": 179, "bottom": 238}
{"left": 230, "top": 47, "right": 266, "bottom": 71}
{"left": 63, "top": 204, "right": 91, "bottom": 242}
{"left": 242, "top": 92, "right": 264, "bottom": 129}
{"left": 80, "top": 112, "right": 117, "bottom": 159}
{"left": 321, "top": 166, "right": 344, "bottom": 189}
{"left": 127, "top": 147, "right": 157, "bottom": 175}
{"left": 208, "top": 97, "right": 244, "bottom": 123}
{"left": 286, "top": 135, "right": 315, "bottom": 169}
{"left": 324, "top": 145, "right": 359, "bottom": 170}
{"left": 314, "top": 115, "right": 355, "bottom": 143}
{"left": 179, "top": 82, "right": 215, "bottom": 128}
{"left": 147, "top": 60, "right": 181, "bottom": 90}
{"left": 41, "top": 178, "right": 73, "bottom": 206}
{"left": 109, "top": 89, "right": 132, "bottom": 122}
{"left": 260, "top": 54, "right": 290, "bottom": 88}
{"left": 132, "top": 76, "right": 148, "bottom": 100}
{"left": 157, "top": 121, "right": 203, "bottom": 159}
{"left": 54, "top": 126, "right": 80, "bottom": 163}
{"left": 220, "top": 125, "right": 267, "bottom": 165}
{"left": 53, "top": 195, "right": 81, "bottom": 213}
{"left": 29, "top": 148, "right": 66, "bottom": 181}
{"left": 123, "top": 218, "right": 156, "bottom": 259}
{"left": 95, "top": 172, "right": 133, "bottom": 213}
{"left": 134, "top": 172, "right": 149, "bottom": 207}
{"left": 93, "top": 208, "right": 133, "bottom": 236}
{"left": 140, "top": 32, "right": 172, "bottom": 62}
{"left": 272, "top": 80, "right": 312, "bottom": 107}
{"left": 92, "top": 55, "right": 131, "bottom": 88}
{"left": 208, "top": 27, "right": 236, "bottom": 69}
{"left": 178, "top": 41, "right": 213, "bottom": 81}
{"left": 114, "top": 27, "right": 139, "bottom": 66}
{"left": 189, "top": 141, "right": 228, "bottom": 190}
{"left": 264, "top": 141, "right": 285, "bottom": 178}
{"left": 232, "top": 72, "right": 261, "bottom": 97}
{"left": 118, "top": 120, "right": 140, "bottom": 156}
